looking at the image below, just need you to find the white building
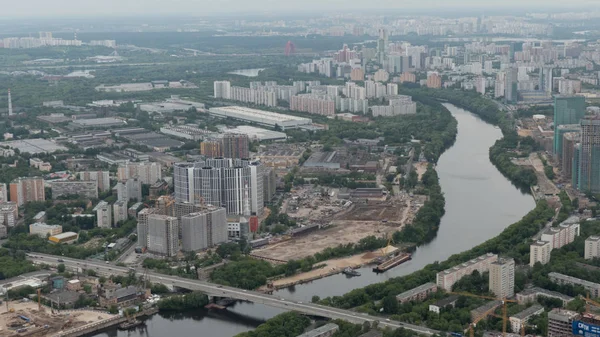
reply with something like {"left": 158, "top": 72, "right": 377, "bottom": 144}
{"left": 95, "top": 201, "right": 112, "bottom": 228}
{"left": 113, "top": 200, "right": 128, "bottom": 225}
{"left": 509, "top": 305, "right": 544, "bottom": 334}
{"left": 213, "top": 81, "right": 231, "bottom": 99}
{"left": 530, "top": 240, "right": 552, "bottom": 266}
{"left": 541, "top": 220, "right": 580, "bottom": 250}
{"left": 116, "top": 178, "right": 142, "bottom": 202}
{"left": 208, "top": 106, "right": 312, "bottom": 130}
{"left": 117, "top": 162, "right": 162, "bottom": 185}
{"left": 29, "top": 223, "right": 62, "bottom": 238}
{"left": 436, "top": 253, "right": 498, "bottom": 291}
{"left": 585, "top": 236, "right": 600, "bottom": 260}
{"left": 489, "top": 258, "right": 515, "bottom": 299}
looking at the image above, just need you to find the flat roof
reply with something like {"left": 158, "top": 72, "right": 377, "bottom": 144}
{"left": 50, "top": 231, "right": 78, "bottom": 239}
{"left": 297, "top": 323, "right": 339, "bottom": 337}
{"left": 549, "top": 272, "right": 600, "bottom": 289}
{"left": 0, "top": 139, "right": 68, "bottom": 154}
{"left": 512, "top": 304, "right": 544, "bottom": 320}
{"left": 209, "top": 106, "right": 311, "bottom": 123}
{"left": 72, "top": 118, "right": 125, "bottom": 126}
{"left": 396, "top": 282, "right": 437, "bottom": 299}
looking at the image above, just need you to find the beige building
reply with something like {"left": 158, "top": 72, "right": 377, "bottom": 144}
{"left": 530, "top": 240, "right": 552, "bottom": 266}
{"left": 117, "top": 162, "right": 162, "bottom": 184}
{"left": 29, "top": 223, "right": 62, "bottom": 238}
{"left": 489, "top": 258, "right": 515, "bottom": 299}
{"left": 585, "top": 235, "right": 600, "bottom": 260}
{"left": 436, "top": 253, "right": 498, "bottom": 291}
{"left": 10, "top": 177, "right": 45, "bottom": 206}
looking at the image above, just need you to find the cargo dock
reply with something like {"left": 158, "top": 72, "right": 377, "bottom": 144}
{"left": 372, "top": 252, "right": 411, "bottom": 272}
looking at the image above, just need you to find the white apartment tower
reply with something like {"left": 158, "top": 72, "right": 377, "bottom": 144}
{"left": 489, "top": 258, "right": 515, "bottom": 299}
{"left": 213, "top": 81, "right": 232, "bottom": 99}
{"left": 147, "top": 214, "right": 179, "bottom": 257}
{"left": 95, "top": 201, "right": 112, "bottom": 228}
{"left": 585, "top": 236, "right": 600, "bottom": 260}
{"left": 530, "top": 240, "right": 552, "bottom": 266}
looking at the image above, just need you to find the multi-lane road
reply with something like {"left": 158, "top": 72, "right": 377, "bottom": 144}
{"left": 26, "top": 253, "right": 440, "bottom": 336}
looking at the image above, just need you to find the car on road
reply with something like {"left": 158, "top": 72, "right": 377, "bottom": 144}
{"left": 57, "top": 259, "right": 64, "bottom": 262}
{"left": 217, "top": 285, "right": 222, "bottom": 288}
{"left": 242, "top": 290, "right": 247, "bottom": 292}
{"left": 386, "top": 319, "right": 390, "bottom": 322}
{"left": 280, "top": 298, "right": 285, "bottom": 301}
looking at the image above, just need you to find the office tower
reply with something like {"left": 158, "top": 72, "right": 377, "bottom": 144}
{"left": 376, "top": 28, "right": 388, "bottom": 65}
{"left": 9, "top": 177, "right": 45, "bottom": 207}
{"left": 174, "top": 158, "right": 264, "bottom": 216}
{"left": 117, "top": 162, "right": 162, "bottom": 184}
{"left": 222, "top": 133, "right": 250, "bottom": 159}
{"left": 95, "top": 201, "right": 112, "bottom": 228}
{"left": 116, "top": 178, "right": 142, "bottom": 202}
{"left": 79, "top": 171, "right": 110, "bottom": 192}
{"left": 7, "top": 89, "right": 13, "bottom": 116}
{"left": 200, "top": 140, "right": 222, "bottom": 158}
{"left": 213, "top": 81, "right": 231, "bottom": 99}
{"left": 181, "top": 206, "right": 227, "bottom": 252}
{"left": 504, "top": 67, "right": 518, "bottom": 103}
{"left": 113, "top": 200, "right": 128, "bottom": 225}
{"left": 489, "top": 258, "right": 515, "bottom": 298}
{"left": 147, "top": 214, "right": 179, "bottom": 257}
{"left": 539, "top": 67, "right": 553, "bottom": 93}
{"left": 579, "top": 116, "right": 600, "bottom": 193}
{"left": 548, "top": 309, "right": 580, "bottom": 337}
{"left": 585, "top": 236, "right": 600, "bottom": 260}
{"left": 529, "top": 240, "right": 551, "bottom": 266}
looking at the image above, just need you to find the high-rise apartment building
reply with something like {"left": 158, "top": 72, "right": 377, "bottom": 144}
{"left": 350, "top": 68, "right": 364, "bottom": 81}
{"left": 136, "top": 208, "right": 157, "bottom": 249}
{"left": 562, "top": 132, "right": 580, "bottom": 178}
{"left": 174, "top": 158, "right": 264, "bottom": 216}
{"left": 181, "top": 206, "right": 227, "bottom": 252}
{"left": 541, "top": 220, "right": 580, "bottom": 249}
{"left": 539, "top": 67, "right": 554, "bottom": 93}
{"left": 95, "top": 201, "right": 112, "bottom": 228}
{"left": 0, "top": 202, "right": 18, "bottom": 227}
{"left": 50, "top": 181, "right": 98, "bottom": 199}
{"left": 585, "top": 236, "right": 600, "bottom": 260}
{"left": 578, "top": 116, "right": 600, "bottom": 193}
{"left": 117, "top": 162, "right": 162, "bottom": 185}
{"left": 290, "top": 94, "right": 335, "bottom": 116}
{"left": 222, "top": 133, "right": 250, "bottom": 159}
{"left": 79, "top": 171, "right": 110, "bottom": 192}
{"left": 147, "top": 214, "right": 179, "bottom": 257}
{"left": 427, "top": 73, "right": 442, "bottom": 89}
{"left": 436, "top": 253, "right": 498, "bottom": 291}
{"left": 0, "top": 183, "right": 7, "bottom": 202}
{"left": 9, "top": 177, "right": 45, "bottom": 207}
{"left": 376, "top": 28, "right": 388, "bottom": 64}
{"left": 554, "top": 96, "right": 586, "bottom": 127}
{"left": 213, "top": 81, "right": 231, "bottom": 99}
{"left": 504, "top": 67, "right": 518, "bottom": 103}
{"left": 263, "top": 167, "right": 276, "bottom": 204}
{"left": 489, "top": 258, "right": 515, "bottom": 299}
{"left": 113, "top": 200, "right": 128, "bottom": 225}
{"left": 116, "top": 178, "right": 142, "bottom": 202}
{"left": 529, "top": 240, "right": 552, "bottom": 266}
{"left": 200, "top": 140, "right": 223, "bottom": 158}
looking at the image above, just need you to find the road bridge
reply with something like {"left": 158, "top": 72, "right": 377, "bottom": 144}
{"left": 26, "top": 253, "right": 439, "bottom": 336}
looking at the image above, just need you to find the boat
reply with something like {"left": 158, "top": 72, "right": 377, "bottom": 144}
{"left": 118, "top": 319, "right": 143, "bottom": 330}
{"left": 342, "top": 267, "right": 361, "bottom": 277}
{"left": 372, "top": 252, "right": 412, "bottom": 273}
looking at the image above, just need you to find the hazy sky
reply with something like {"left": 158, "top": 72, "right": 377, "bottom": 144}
{"left": 2, "top": 0, "right": 599, "bottom": 17}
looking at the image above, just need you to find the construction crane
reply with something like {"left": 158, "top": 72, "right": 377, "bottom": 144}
{"left": 583, "top": 293, "right": 600, "bottom": 315}
{"left": 37, "top": 289, "right": 42, "bottom": 311}
{"left": 379, "top": 232, "right": 395, "bottom": 256}
{"left": 449, "top": 291, "right": 518, "bottom": 337}
{"left": 469, "top": 305, "right": 501, "bottom": 337}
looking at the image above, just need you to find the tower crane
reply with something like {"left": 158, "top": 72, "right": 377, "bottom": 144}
{"left": 449, "top": 291, "right": 518, "bottom": 337}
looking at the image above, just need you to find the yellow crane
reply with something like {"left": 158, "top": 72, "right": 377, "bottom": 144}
{"left": 583, "top": 293, "right": 600, "bottom": 315}
{"left": 449, "top": 291, "right": 518, "bottom": 337}
{"left": 379, "top": 232, "right": 395, "bottom": 256}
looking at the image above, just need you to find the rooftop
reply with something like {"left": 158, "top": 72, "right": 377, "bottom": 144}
{"left": 549, "top": 272, "right": 600, "bottom": 289}
{"left": 0, "top": 139, "right": 68, "bottom": 154}
{"left": 587, "top": 236, "right": 600, "bottom": 242}
{"left": 297, "top": 323, "right": 339, "bottom": 337}
{"left": 432, "top": 295, "right": 460, "bottom": 307}
{"left": 512, "top": 304, "right": 544, "bottom": 320}
{"left": 518, "top": 287, "right": 574, "bottom": 302}
{"left": 50, "top": 231, "right": 78, "bottom": 239}
{"left": 210, "top": 106, "right": 311, "bottom": 123}
{"left": 396, "top": 282, "right": 437, "bottom": 300}
{"left": 531, "top": 240, "right": 550, "bottom": 247}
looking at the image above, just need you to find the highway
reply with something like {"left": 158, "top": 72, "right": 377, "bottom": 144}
{"left": 26, "top": 253, "right": 440, "bottom": 336}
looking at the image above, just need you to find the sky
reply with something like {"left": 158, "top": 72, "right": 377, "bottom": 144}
{"left": 2, "top": 0, "right": 599, "bottom": 18}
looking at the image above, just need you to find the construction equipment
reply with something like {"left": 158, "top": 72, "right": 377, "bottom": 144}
{"left": 379, "top": 232, "right": 395, "bottom": 256}
{"left": 449, "top": 291, "right": 518, "bottom": 337}
{"left": 37, "top": 288, "right": 41, "bottom": 311}
{"left": 583, "top": 293, "right": 600, "bottom": 315}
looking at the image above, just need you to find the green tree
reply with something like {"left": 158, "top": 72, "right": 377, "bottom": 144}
{"left": 382, "top": 295, "right": 399, "bottom": 314}
{"left": 57, "top": 263, "right": 66, "bottom": 273}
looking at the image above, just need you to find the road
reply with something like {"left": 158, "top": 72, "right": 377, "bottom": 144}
{"left": 26, "top": 253, "right": 439, "bottom": 336}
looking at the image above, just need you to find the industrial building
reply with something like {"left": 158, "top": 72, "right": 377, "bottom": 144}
{"left": 181, "top": 206, "right": 227, "bottom": 252}
{"left": 70, "top": 117, "right": 126, "bottom": 129}
{"left": 160, "top": 125, "right": 215, "bottom": 141}
{"left": 146, "top": 214, "right": 179, "bottom": 257}
{"left": 208, "top": 106, "right": 312, "bottom": 130}
{"left": 303, "top": 151, "right": 341, "bottom": 169}
{"left": 0, "top": 138, "right": 67, "bottom": 154}
{"left": 139, "top": 96, "right": 205, "bottom": 114}
{"left": 123, "top": 132, "right": 184, "bottom": 152}
{"left": 29, "top": 223, "right": 62, "bottom": 238}
{"left": 174, "top": 158, "right": 264, "bottom": 216}
{"left": 395, "top": 282, "right": 437, "bottom": 303}
{"left": 48, "top": 231, "right": 79, "bottom": 244}
{"left": 50, "top": 181, "right": 98, "bottom": 199}
{"left": 585, "top": 235, "right": 600, "bottom": 260}
{"left": 436, "top": 253, "right": 498, "bottom": 291}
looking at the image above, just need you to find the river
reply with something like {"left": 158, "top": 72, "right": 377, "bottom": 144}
{"left": 93, "top": 104, "right": 535, "bottom": 337}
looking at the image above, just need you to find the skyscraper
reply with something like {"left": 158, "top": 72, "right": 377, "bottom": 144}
{"left": 9, "top": 177, "right": 45, "bottom": 207}
{"left": 539, "top": 67, "right": 554, "bottom": 93}
{"left": 222, "top": 133, "right": 250, "bottom": 159}
{"left": 181, "top": 206, "right": 227, "bottom": 252}
{"left": 376, "top": 28, "right": 388, "bottom": 65}
{"left": 489, "top": 258, "right": 515, "bottom": 299}
{"left": 554, "top": 96, "right": 586, "bottom": 127}
{"left": 174, "top": 158, "right": 264, "bottom": 216}
{"left": 147, "top": 214, "right": 179, "bottom": 257}
{"left": 578, "top": 116, "right": 600, "bottom": 193}
{"left": 7, "top": 89, "right": 13, "bottom": 116}
{"left": 504, "top": 68, "right": 518, "bottom": 103}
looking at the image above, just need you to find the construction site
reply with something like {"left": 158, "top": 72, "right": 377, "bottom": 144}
{"left": 0, "top": 300, "right": 116, "bottom": 337}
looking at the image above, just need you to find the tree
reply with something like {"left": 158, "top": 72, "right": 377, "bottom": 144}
{"left": 57, "top": 263, "right": 66, "bottom": 273}
{"left": 382, "top": 295, "right": 399, "bottom": 314}
{"left": 108, "top": 305, "right": 119, "bottom": 314}
{"left": 312, "top": 295, "right": 320, "bottom": 303}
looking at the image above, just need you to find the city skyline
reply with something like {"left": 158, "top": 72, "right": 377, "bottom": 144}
{"left": 1, "top": 0, "right": 599, "bottom": 18}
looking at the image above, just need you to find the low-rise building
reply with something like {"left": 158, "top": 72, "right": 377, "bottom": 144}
{"left": 32, "top": 211, "right": 46, "bottom": 223}
{"left": 48, "top": 231, "right": 79, "bottom": 244}
{"left": 396, "top": 282, "right": 437, "bottom": 304}
{"left": 29, "top": 158, "right": 52, "bottom": 171}
{"left": 29, "top": 223, "right": 62, "bottom": 238}
{"left": 66, "top": 279, "right": 82, "bottom": 291}
{"left": 516, "top": 287, "right": 574, "bottom": 307}
{"left": 296, "top": 323, "right": 339, "bottom": 337}
{"left": 98, "top": 284, "right": 149, "bottom": 308}
{"left": 509, "top": 304, "right": 544, "bottom": 333}
{"left": 549, "top": 272, "right": 600, "bottom": 297}
{"left": 429, "top": 295, "right": 460, "bottom": 314}
{"left": 471, "top": 300, "right": 502, "bottom": 322}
